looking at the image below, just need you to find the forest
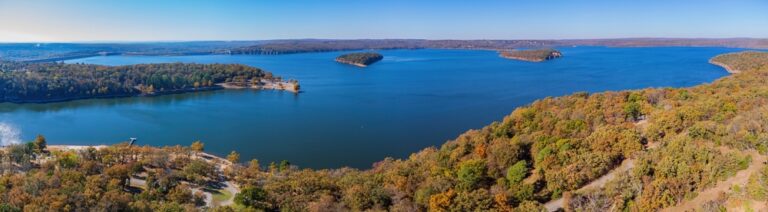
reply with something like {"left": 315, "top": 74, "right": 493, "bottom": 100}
{"left": 709, "top": 51, "right": 768, "bottom": 73}
{"left": 335, "top": 52, "right": 384, "bottom": 67}
{"left": 0, "top": 61, "right": 290, "bottom": 103}
{"left": 229, "top": 40, "right": 427, "bottom": 55}
{"left": 0, "top": 51, "right": 767, "bottom": 211}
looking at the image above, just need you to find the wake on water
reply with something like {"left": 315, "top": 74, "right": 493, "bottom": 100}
{"left": 383, "top": 56, "right": 429, "bottom": 62}
{"left": 0, "top": 122, "right": 22, "bottom": 146}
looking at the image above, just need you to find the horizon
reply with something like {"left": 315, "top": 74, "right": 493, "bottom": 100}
{"left": 0, "top": 37, "right": 766, "bottom": 44}
{"left": 1, "top": 0, "right": 767, "bottom": 42}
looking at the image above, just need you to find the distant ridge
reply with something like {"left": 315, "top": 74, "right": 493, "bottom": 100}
{"left": 2, "top": 38, "right": 767, "bottom": 61}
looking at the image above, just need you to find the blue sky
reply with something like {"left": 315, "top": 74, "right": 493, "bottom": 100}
{"left": 0, "top": 0, "right": 766, "bottom": 42}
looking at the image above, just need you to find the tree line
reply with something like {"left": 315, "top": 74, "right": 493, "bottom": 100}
{"left": 335, "top": 52, "right": 384, "bottom": 66}
{"left": 0, "top": 61, "right": 281, "bottom": 103}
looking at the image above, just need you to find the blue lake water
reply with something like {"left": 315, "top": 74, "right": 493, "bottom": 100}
{"left": 0, "top": 47, "right": 739, "bottom": 168}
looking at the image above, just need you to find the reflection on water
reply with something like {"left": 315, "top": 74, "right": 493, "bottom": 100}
{"left": 0, "top": 89, "right": 297, "bottom": 113}
{"left": 0, "top": 91, "right": 217, "bottom": 113}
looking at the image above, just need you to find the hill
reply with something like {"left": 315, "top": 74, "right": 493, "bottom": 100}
{"left": 3, "top": 39, "right": 767, "bottom": 62}
{"left": 229, "top": 38, "right": 768, "bottom": 55}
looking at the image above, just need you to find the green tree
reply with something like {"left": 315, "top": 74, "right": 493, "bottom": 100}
{"left": 182, "top": 159, "right": 215, "bottom": 185}
{"left": 58, "top": 152, "right": 79, "bottom": 169}
{"left": 506, "top": 160, "right": 529, "bottom": 185}
{"left": 0, "top": 204, "right": 21, "bottom": 212}
{"left": 278, "top": 160, "right": 291, "bottom": 171}
{"left": 168, "top": 184, "right": 193, "bottom": 204}
{"left": 456, "top": 159, "right": 487, "bottom": 191}
{"left": 235, "top": 186, "right": 269, "bottom": 209}
{"left": 623, "top": 102, "right": 642, "bottom": 121}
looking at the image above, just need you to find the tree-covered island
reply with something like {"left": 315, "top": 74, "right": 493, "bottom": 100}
{"left": 499, "top": 49, "right": 562, "bottom": 62}
{"left": 335, "top": 52, "right": 384, "bottom": 67}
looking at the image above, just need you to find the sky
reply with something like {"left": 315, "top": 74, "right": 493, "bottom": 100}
{"left": 0, "top": 0, "right": 766, "bottom": 42}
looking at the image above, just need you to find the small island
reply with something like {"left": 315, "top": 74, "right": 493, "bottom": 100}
{"left": 499, "top": 49, "right": 562, "bottom": 62}
{"left": 335, "top": 52, "right": 383, "bottom": 67}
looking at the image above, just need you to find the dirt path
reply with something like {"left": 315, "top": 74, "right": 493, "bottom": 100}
{"left": 129, "top": 177, "right": 146, "bottom": 188}
{"left": 544, "top": 120, "right": 650, "bottom": 211}
{"left": 190, "top": 186, "right": 214, "bottom": 207}
{"left": 219, "top": 181, "right": 239, "bottom": 206}
{"left": 544, "top": 159, "right": 636, "bottom": 211}
{"left": 194, "top": 152, "right": 241, "bottom": 206}
{"left": 662, "top": 149, "right": 766, "bottom": 212}
{"left": 727, "top": 199, "right": 768, "bottom": 212}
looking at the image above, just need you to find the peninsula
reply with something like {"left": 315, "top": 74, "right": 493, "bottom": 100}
{"left": 709, "top": 51, "right": 768, "bottom": 74}
{"left": 499, "top": 49, "right": 562, "bottom": 62}
{"left": 335, "top": 52, "right": 384, "bottom": 67}
{"left": 0, "top": 61, "right": 299, "bottom": 103}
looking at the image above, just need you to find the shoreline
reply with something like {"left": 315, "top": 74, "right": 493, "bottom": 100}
{"left": 47, "top": 145, "right": 109, "bottom": 151}
{"left": 47, "top": 145, "right": 232, "bottom": 167}
{"left": 335, "top": 58, "right": 369, "bottom": 67}
{"left": 217, "top": 79, "right": 300, "bottom": 93}
{"left": 499, "top": 54, "right": 547, "bottom": 62}
{"left": 39, "top": 145, "right": 230, "bottom": 162}
{"left": 0, "top": 144, "right": 109, "bottom": 150}
{"left": 709, "top": 59, "right": 740, "bottom": 74}
{"left": 0, "top": 81, "right": 298, "bottom": 104}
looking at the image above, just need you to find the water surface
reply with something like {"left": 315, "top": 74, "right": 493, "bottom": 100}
{"left": 0, "top": 47, "right": 737, "bottom": 168}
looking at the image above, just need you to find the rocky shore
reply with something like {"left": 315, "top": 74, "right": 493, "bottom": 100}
{"left": 218, "top": 79, "right": 300, "bottom": 93}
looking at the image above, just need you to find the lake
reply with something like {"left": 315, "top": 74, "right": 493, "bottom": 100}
{"left": 0, "top": 47, "right": 738, "bottom": 168}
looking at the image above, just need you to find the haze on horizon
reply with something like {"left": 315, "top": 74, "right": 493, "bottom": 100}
{"left": 0, "top": 0, "right": 767, "bottom": 43}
